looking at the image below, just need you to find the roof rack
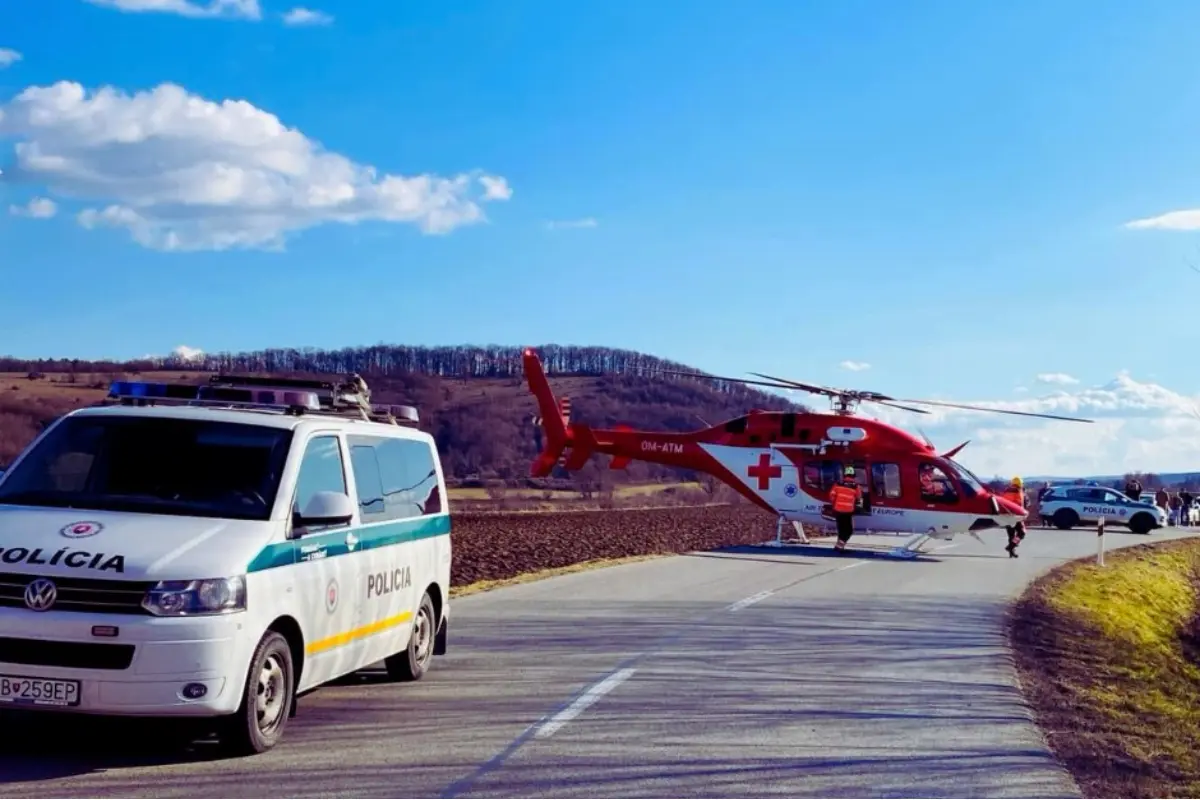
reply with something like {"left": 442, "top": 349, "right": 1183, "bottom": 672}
{"left": 103, "top": 373, "right": 419, "bottom": 426}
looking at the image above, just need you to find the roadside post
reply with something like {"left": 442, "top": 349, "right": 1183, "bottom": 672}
{"left": 1097, "top": 516, "right": 1105, "bottom": 566}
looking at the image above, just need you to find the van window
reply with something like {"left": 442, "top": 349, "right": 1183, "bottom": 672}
{"left": 293, "top": 435, "right": 346, "bottom": 516}
{"left": 348, "top": 443, "right": 386, "bottom": 518}
{"left": 347, "top": 434, "right": 442, "bottom": 521}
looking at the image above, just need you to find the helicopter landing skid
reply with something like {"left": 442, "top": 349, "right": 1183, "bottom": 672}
{"left": 761, "top": 515, "right": 811, "bottom": 548}
{"left": 885, "top": 528, "right": 980, "bottom": 558}
{"left": 887, "top": 533, "right": 933, "bottom": 559}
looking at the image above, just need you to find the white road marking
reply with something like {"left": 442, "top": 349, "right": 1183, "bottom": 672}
{"left": 836, "top": 561, "right": 866, "bottom": 571}
{"left": 726, "top": 590, "right": 773, "bottom": 612}
{"left": 533, "top": 667, "right": 637, "bottom": 739}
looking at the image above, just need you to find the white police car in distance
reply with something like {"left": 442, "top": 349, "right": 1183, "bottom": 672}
{"left": 1039, "top": 484, "right": 1165, "bottom": 534}
{"left": 0, "top": 374, "right": 452, "bottom": 755}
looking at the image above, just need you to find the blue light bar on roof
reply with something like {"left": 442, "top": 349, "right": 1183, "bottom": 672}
{"left": 107, "top": 380, "right": 321, "bottom": 410}
{"left": 374, "top": 404, "right": 419, "bottom": 423}
{"left": 199, "top": 385, "right": 322, "bottom": 410}
{"left": 108, "top": 381, "right": 198, "bottom": 400}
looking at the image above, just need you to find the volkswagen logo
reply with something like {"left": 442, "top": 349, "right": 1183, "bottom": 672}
{"left": 24, "top": 578, "right": 57, "bottom": 612}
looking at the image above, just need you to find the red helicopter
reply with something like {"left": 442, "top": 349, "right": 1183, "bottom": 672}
{"left": 521, "top": 348, "right": 1095, "bottom": 557}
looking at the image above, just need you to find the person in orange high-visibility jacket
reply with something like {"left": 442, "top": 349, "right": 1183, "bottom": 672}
{"left": 1001, "top": 476, "right": 1026, "bottom": 558}
{"left": 829, "top": 465, "right": 863, "bottom": 551}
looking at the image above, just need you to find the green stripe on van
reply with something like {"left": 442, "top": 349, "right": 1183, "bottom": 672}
{"left": 247, "top": 513, "right": 451, "bottom": 573}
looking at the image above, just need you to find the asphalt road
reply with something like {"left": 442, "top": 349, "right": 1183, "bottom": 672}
{"left": 3, "top": 523, "right": 1197, "bottom": 798}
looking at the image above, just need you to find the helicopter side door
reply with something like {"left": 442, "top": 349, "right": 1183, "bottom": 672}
{"left": 800, "top": 457, "right": 872, "bottom": 516}
{"left": 867, "top": 459, "right": 912, "bottom": 531}
{"left": 800, "top": 458, "right": 838, "bottom": 514}
{"left": 847, "top": 459, "right": 872, "bottom": 515}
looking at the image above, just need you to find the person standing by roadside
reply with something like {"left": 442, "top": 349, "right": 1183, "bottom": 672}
{"left": 1125, "top": 476, "right": 1142, "bottom": 501}
{"left": 1001, "top": 476, "right": 1027, "bottom": 558}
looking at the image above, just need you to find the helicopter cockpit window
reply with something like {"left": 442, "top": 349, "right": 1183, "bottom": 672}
{"left": 944, "top": 457, "right": 983, "bottom": 498}
{"left": 918, "top": 462, "right": 958, "bottom": 503}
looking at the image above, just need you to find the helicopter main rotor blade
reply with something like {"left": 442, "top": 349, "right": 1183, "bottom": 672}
{"left": 892, "top": 397, "right": 1094, "bottom": 423}
{"left": 653, "top": 369, "right": 821, "bottom": 394}
{"left": 744, "top": 372, "right": 849, "bottom": 398}
{"left": 871, "top": 399, "right": 932, "bottom": 415}
{"left": 656, "top": 368, "right": 1093, "bottom": 423}
{"left": 748, "top": 372, "right": 901, "bottom": 402}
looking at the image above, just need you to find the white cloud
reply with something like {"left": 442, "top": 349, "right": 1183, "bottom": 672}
{"left": 839, "top": 360, "right": 870, "bottom": 372}
{"left": 171, "top": 345, "right": 203, "bottom": 361}
{"left": 83, "top": 0, "right": 261, "bottom": 19}
{"left": 1123, "top": 208, "right": 1200, "bottom": 231}
{"left": 0, "top": 80, "right": 512, "bottom": 251}
{"left": 480, "top": 175, "right": 513, "bottom": 201}
{"left": 8, "top": 197, "right": 57, "bottom": 218}
{"left": 0, "top": 49, "right": 21, "bottom": 68}
{"left": 545, "top": 217, "right": 597, "bottom": 230}
{"left": 848, "top": 372, "right": 1200, "bottom": 479}
{"left": 282, "top": 7, "right": 332, "bottom": 25}
{"left": 1035, "top": 372, "right": 1079, "bottom": 385}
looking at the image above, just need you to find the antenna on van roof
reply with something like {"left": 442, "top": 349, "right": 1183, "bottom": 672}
{"left": 105, "top": 373, "right": 420, "bottom": 426}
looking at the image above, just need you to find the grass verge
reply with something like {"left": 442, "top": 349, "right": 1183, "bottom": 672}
{"left": 449, "top": 553, "right": 667, "bottom": 598}
{"left": 1009, "top": 538, "right": 1200, "bottom": 798}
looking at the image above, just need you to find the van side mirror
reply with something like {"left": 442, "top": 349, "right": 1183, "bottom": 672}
{"left": 292, "top": 491, "right": 356, "bottom": 533}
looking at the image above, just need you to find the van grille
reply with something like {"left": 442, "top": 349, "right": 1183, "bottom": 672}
{"left": 0, "top": 572, "right": 155, "bottom": 615}
{"left": 0, "top": 636, "right": 135, "bottom": 670}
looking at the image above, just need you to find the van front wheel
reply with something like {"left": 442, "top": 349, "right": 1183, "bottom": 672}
{"left": 218, "top": 630, "right": 294, "bottom": 756}
{"left": 385, "top": 592, "right": 436, "bottom": 682}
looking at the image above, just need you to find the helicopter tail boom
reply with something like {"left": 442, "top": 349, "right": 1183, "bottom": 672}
{"left": 523, "top": 348, "right": 573, "bottom": 477}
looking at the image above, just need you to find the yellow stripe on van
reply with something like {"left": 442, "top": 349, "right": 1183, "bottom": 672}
{"left": 306, "top": 611, "right": 414, "bottom": 655}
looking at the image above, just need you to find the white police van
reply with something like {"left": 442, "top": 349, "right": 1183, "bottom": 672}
{"left": 0, "top": 373, "right": 451, "bottom": 754}
{"left": 1038, "top": 483, "right": 1165, "bottom": 534}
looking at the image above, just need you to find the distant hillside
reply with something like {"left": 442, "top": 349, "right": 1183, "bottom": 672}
{"left": 0, "top": 343, "right": 806, "bottom": 486}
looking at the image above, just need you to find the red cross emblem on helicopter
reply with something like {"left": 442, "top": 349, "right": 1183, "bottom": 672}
{"left": 746, "top": 453, "right": 782, "bottom": 490}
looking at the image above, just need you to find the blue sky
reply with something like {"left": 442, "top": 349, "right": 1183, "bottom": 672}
{"left": 4, "top": 0, "right": 1200, "bottom": 476}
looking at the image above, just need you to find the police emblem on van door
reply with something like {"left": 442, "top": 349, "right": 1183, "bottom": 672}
{"left": 61, "top": 521, "right": 103, "bottom": 539}
{"left": 325, "top": 579, "right": 339, "bottom": 614}
{"left": 24, "top": 578, "right": 57, "bottom": 612}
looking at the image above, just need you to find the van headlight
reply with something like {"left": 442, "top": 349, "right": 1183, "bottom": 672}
{"left": 142, "top": 576, "right": 247, "bottom": 616}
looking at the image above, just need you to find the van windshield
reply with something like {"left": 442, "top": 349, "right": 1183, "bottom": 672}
{"left": 0, "top": 415, "right": 293, "bottom": 521}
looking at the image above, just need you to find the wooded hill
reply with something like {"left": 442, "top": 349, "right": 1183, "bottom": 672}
{"left": 0, "top": 343, "right": 805, "bottom": 487}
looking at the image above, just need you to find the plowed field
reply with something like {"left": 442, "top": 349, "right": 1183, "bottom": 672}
{"left": 449, "top": 503, "right": 792, "bottom": 586}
